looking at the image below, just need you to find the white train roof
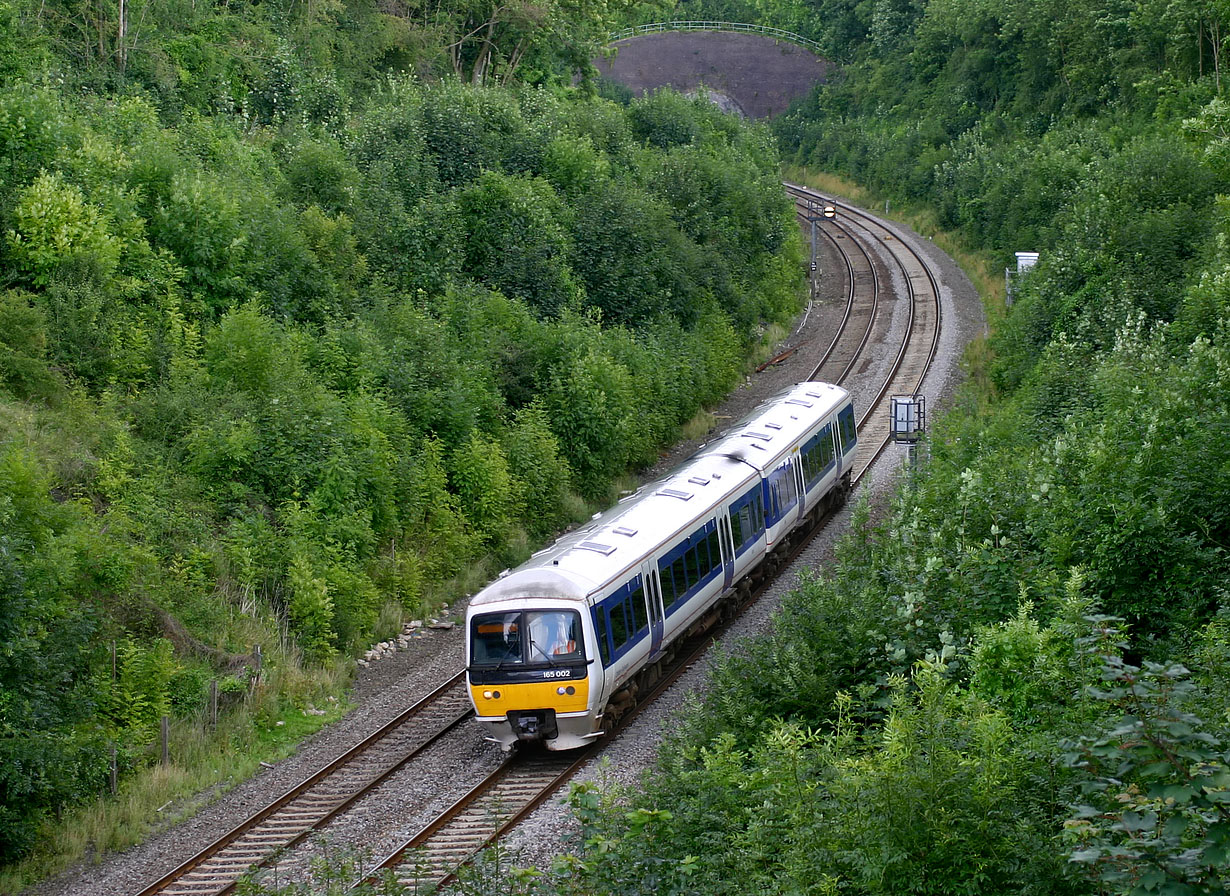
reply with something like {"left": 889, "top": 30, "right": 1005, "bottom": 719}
{"left": 469, "top": 450, "right": 758, "bottom": 607}
{"left": 467, "top": 382, "right": 850, "bottom": 610}
{"left": 698, "top": 381, "right": 850, "bottom": 471}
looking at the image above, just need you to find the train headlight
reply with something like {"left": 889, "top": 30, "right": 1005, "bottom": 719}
{"left": 557, "top": 686, "right": 576, "bottom": 696}
{"left": 483, "top": 690, "right": 501, "bottom": 700}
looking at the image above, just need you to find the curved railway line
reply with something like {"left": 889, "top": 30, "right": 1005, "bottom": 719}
{"left": 132, "top": 186, "right": 944, "bottom": 896}
{"left": 783, "top": 183, "right": 942, "bottom": 480}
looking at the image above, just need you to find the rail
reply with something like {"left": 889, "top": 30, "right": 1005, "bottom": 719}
{"left": 608, "top": 21, "right": 823, "bottom": 54}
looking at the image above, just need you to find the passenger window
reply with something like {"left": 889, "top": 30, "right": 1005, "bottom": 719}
{"left": 671, "top": 556, "right": 687, "bottom": 599}
{"left": 780, "top": 462, "right": 797, "bottom": 505}
{"left": 610, "top": 601, "right": 630, "bottom": 650}
{"left": 659, "top": 561, "right": 676, "bottom": 605}
{"left": 694, "top": 539, "right": 708, "bottom": 576}
{"left": 730, "top": 509, "right": 744, "bottom": 549}
{"left": 707, "top": 530, "right": 721, "bottom": 568}
{"left": 683, "top": 548, "right": 698, "bottom": 587}
{"left": 838, "top": 405, "right": 857, "bottom": 450}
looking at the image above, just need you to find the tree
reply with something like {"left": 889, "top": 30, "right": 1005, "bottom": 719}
{"left": 543, "top": 346, "right": 633, "bottom": 500}
{"left": 0, "top": 449, "right": 110, "bottom": 862}
{"left": 422, "top": 0, "right": 631, "bottom": 84}
{"left": 458, "top": 169, "right": 583, "bottom": 317}
{"left": 6, "top": 171, "right": 120, "bottom": 287}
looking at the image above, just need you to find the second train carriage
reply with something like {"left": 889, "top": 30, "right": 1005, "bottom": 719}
{"left": 465, "top": 382, "right": 858, "bottom": 751}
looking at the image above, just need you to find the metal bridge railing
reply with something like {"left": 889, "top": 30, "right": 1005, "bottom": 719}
{"left": 608, "top": 21, "right": 822, "bottom": 54}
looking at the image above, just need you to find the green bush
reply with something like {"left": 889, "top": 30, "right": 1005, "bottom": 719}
{"left": 166, "top": 665, "right": 210, "bottom": 717}
{"left": 6, "top": 171, "right": 120, "bottom": 287}
{"left": 0, "top": 290, "right": 59, "bottom": 399}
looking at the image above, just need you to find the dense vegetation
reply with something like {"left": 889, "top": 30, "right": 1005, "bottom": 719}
{"left": 7, "top": 0, "right": 1230, "bottom": 888}
{"left": 0, "top": 0, "right": 805, "bottom": 872}
{"left": 509, "top": 1, "right": 1230, "bottom": 895}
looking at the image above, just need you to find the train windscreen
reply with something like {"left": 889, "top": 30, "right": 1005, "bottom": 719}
{"left": 471, "top": 610, "right": 583, "bottom": 666}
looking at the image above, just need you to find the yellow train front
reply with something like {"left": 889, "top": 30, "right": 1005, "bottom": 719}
{"left": 466, "top": 571, "right": 606, "bottom": 751}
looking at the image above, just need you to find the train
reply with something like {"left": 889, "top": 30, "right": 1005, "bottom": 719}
{"left": 464, "top": 381, "right": 857, "bottom": 751}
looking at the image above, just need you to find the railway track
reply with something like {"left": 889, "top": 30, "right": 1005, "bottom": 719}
{"left": 786, "top": 183, "right": 942, "bottom": 479}
{"left": 365, "top": 752, "right": 586, "bottom": 892}
{"left": 357, "top": 493, "right": 837, "bottom": 892}
{"left": 134, "top": 674, "right": 473, "bottom": 896}
{"left": 133, "top": 189, "right": 945, "bottom": 896}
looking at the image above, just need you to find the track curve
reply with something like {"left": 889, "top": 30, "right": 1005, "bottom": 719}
{"left": 133, "top": 189, "right": 946, "bottom": 896}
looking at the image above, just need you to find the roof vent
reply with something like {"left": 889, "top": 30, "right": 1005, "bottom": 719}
{"left": 577, "top": 541, "right": 617, "bottom": 555}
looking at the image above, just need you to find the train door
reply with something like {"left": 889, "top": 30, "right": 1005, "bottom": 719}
{"left": 717, "top": 514, "right": 736, "bottom": 590}
{"left": 645, "top": 562, "right": 665, "bottom": 657}
{"left": 793, "top": 452, "right": 808, "bottom": 523}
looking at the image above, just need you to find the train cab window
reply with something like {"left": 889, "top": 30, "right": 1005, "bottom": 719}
{"left": 527, "top": 610, "right": 582, "bottom": 661}
{"left": 472, "top": 610, "right": 583, "bottom": 668}
{"left": 471, "top": 612, "right": 522, "bottom": 665}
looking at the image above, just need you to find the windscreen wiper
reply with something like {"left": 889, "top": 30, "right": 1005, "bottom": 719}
{"left": 530, "top": 638, "right": 560, "bottom": 667}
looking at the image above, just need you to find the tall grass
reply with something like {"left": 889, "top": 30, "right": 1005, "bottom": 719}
{"left": 0, "top": 660, "right": 352, "bottom": 895}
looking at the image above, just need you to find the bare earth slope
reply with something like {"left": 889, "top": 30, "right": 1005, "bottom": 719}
{"left": 595, "top": 31, "right": 831, "bottom": 118}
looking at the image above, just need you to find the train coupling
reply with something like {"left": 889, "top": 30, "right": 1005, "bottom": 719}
{"left": 508, "top": 709, "right": 559, "bottom": 743}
